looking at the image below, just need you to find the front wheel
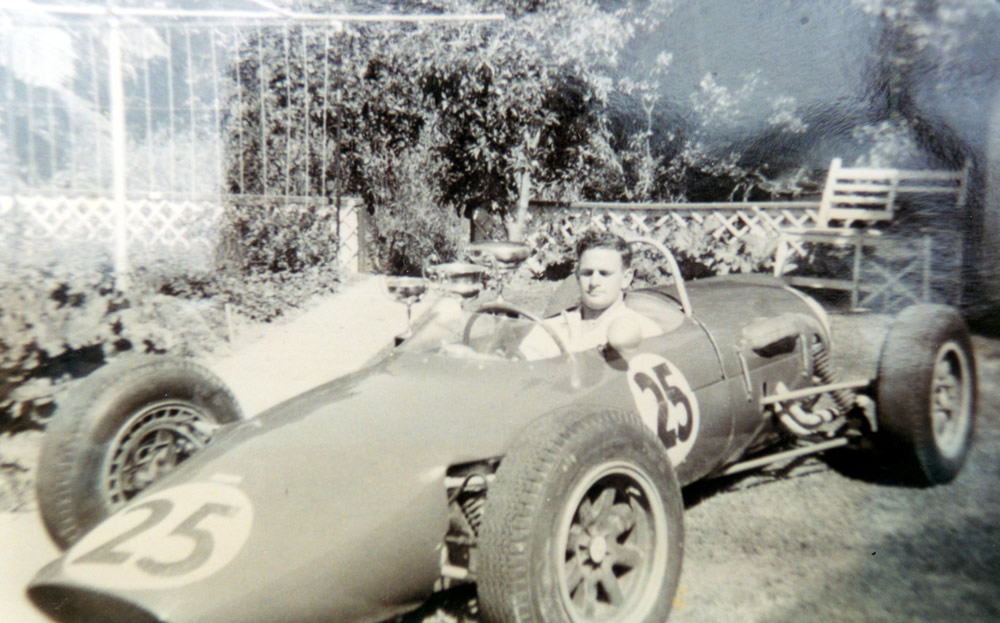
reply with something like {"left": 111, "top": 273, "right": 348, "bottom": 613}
{"left": 478, "top": 409, "right": 683, "bottom": 623}
{"left": 36, "top": 355, "right": 243, "bottom": 549}
{"left": 876, "top": 304, "right": 977, "bottom": 485}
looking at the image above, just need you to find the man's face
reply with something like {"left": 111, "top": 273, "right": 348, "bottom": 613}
{"left": 577, "top": 247, "right": 633, "bottom": 313}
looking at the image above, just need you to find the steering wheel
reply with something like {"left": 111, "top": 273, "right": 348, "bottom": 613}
{"left": 462, "top": 301, "right": 570, "bottom": 358}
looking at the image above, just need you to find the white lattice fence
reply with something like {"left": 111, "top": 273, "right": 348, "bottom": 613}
{"left": 0, "top": 195, "right": 223, "bottom": 271}
{"left": 130, "top": 199, "right": 224, "bottom": 251}
{"left": 528, "top": 200, "right": 821, "bottom": 252}
{"left": 0, "top": 194, "right": 365, "bottom": 275}
{"left": 0, "top": 195, "right": 116, "bottom": 242}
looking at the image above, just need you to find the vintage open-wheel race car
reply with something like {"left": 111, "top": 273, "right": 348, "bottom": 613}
{"left": 28, "top": 238, "right": 976, "bottom": 623}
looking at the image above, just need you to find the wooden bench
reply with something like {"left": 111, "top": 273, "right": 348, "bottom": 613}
{"left": 774, "top": 158, "right": 969, "bottom": 309}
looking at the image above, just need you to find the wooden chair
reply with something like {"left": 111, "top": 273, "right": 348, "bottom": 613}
{"left": 774, "top": 158, "right": 968, "bottom": 309}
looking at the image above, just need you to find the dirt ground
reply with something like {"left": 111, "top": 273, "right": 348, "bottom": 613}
{"left": 2, "top": 282, "right": 998, "bottom": 623}
{"left": 672, "top": 329, "right": 1000, "bottom": 623}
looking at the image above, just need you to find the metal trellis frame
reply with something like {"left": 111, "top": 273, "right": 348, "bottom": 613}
{"left": 1, "top": 2, "right": 504, "bottom": 283}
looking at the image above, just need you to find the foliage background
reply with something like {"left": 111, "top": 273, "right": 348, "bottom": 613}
{"left": 224, "top": 0, "right": 828, "bottom": 275}
{"left": 223, "top": 0, "right": 988, "bottom": 274}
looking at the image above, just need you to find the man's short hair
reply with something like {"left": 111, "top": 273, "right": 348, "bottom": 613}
{"left": 575, "top": 231, "right": 632, "bottom": 267}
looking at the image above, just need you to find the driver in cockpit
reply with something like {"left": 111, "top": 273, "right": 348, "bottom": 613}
{"left": 520, "top": 231, "right": 662, "bottom": 359}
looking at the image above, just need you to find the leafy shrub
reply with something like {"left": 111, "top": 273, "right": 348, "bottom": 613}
{"left": 363, "top": 122, "right": 466, "bottom": 275}
{"left": 217, "top": 198, "right": 341, "bottom": 274}
{"left": 209, "top": 196, "right": 344, "bottom": 320}
{"left": 369, "top": 203, "right": 466, "bottom": 277}
{"left": 0, "top": 255, "right": 343, "bottom": 435}
{"left": 0, "top": 265, "right": 229, "bottom": 434}
{"left": 153, "top": 263, "right": 341, "bottom": 322}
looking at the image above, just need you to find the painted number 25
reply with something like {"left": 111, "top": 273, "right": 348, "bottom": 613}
{"left": 65, "top": 482, "right": 253, "bottom": 590}
{"left": 73, "top": 499, "right": 236, "bottom": 576}
{"left": 632, "top": 362, "right": 694, "bottom": 448}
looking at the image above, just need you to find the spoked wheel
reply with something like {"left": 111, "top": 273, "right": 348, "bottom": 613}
{"left": 876, "top": 304, "right": 977, "bottom": 485}
{"left": 105, "top": 400, "right": 222, "bottom": 506}
{"left": 557, "top": 463, "right": 670, "bottom": 622}
{"left": 478, "top": 409, "right": 682, "bottom": 623}
{"left": 37, "top": 356, "right": 243, "bottom": 549}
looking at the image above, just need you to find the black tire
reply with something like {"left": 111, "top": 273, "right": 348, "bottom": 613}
{"left": 478, "top": 409, "right": 683, "bottom": 623}
{"left": 876, "top": 304, "right": 977, "bottom": 485}
{"left": 36, "top": 355, "right": 242, "bottom": 549}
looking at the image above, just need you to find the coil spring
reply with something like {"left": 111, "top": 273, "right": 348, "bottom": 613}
{"left": 459, "top": 493, "right": 485, "bottom": 537}
{"left": 811, "top": 339, "right": 855, "bottom": 415}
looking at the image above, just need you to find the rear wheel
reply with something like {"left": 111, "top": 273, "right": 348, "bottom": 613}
{"left": 876, "top": 304, "right": 976, "bottom": 485}
{"left": 478, "top": 409, "right": 683, "bottom": 623}
{"left": 36, "top": 356, "right": 242, "bottom": 549}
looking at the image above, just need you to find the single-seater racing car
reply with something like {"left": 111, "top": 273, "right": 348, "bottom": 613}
{"left": 27, "top": 238, "right": 977, "bottom": 623}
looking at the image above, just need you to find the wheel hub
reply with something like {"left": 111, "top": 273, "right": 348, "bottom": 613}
{"left": 558, "top": 465, "right": 670, "bottom": 622}
{"left": 929, "top": 343, "right": 971, "bottom": 459}
{"left": 104, "top": 401, "right": 218, "bottom": 507}
{"left": 588, "top": 535, "right": 608, "bottom": 564}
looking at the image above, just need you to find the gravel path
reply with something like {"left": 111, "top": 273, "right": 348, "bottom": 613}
{"left": 208, "top": 274, "right": 438, "bottom": 417}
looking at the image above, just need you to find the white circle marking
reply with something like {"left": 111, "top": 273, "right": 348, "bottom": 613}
{"left": 65, "top": 481, "right": 253, "bottom": 589}
{"left": 626, "top": 353, "right": 701, "bottom": 465}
